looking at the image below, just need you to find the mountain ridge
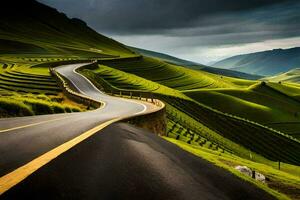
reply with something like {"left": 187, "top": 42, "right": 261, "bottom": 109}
{"left": 212, "top": 47, "right": 300, "bottom": 76}
{"left": 132, "top": 47, "right": 262, "bottom": 80}
{"left": 0, "top": 0, "right": 134, "bottom": 57}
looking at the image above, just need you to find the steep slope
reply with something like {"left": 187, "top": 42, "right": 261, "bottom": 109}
{"left": 213, "top": 47, "right": 300, "bottom": 76}
{"left": 132, "top": 47, "right": 262, "bottom": 80}
{"left": 0, "top": 0, "right": 135, "bottom": 58}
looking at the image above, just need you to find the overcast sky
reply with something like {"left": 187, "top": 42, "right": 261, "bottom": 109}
{"left": 39, "top": 0, "right": 300, "bottom": 64}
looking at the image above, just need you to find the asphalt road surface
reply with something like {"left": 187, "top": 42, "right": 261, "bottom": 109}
{"left": 0, "top": 63, "right": 275, "bottom": 199}
{"left": 0, "top": 63, "right": 158, "bottom": 176}
{"left": 1, "top": 123, "right": 274, "bottom": 200}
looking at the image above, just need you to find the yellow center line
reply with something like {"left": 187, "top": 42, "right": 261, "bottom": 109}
{"left": 0, "top": 117, "right": 120, "bottom": 195}
{"left": 0, "top": 116, "right": 72, "bottom": 134}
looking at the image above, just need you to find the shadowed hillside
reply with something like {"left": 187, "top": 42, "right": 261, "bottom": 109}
{"left": 0, "top": 0, "right": 134, "bottom": 58}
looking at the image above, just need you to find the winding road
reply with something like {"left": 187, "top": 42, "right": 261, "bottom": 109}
{"left": 0, "top": 63, "right": 275, "bottom": 199}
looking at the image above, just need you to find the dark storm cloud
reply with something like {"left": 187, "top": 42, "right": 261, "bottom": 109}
{"left": 39, "top": 0, "right": 297, "bottom": 34}
{"left": 38, "top": 0, "right": 300, "bottom": 63}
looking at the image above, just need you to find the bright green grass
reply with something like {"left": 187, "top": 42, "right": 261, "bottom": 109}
{"left": 184, "top": 82, "right": 300, "bottom": 138}
{"left": 0, "top": 63, "right": 59, "bottom": 94}
{"left": 165, "top": 103, "right": 268, "bottom": 161}
{"left": 82, "top": 64, "right": 187, "bottom": 99}
{"left": 0, "top": 59, "right": 87, "bottom": 117}
{"left": 263, "top": 69, "right": 300, "bottom": 83}
{"left": 0, "top": 90, "right": 84, "bottom": 117}
{"left": 266, "top": 82, "right": 300, "bottom": 101}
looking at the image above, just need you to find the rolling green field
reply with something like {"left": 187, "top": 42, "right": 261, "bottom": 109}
{"left": 262, "top": 68, "right": 300, "bottom": 84}
{"left": 184, "top": 82, "right": 300, "bottom": 139}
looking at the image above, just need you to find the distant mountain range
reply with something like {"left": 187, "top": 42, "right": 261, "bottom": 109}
{"left": 132, "top": 47, "right": 262, "bottom": 80}
{"left": 212, "top": 47, "right": 300, "bottom": 76}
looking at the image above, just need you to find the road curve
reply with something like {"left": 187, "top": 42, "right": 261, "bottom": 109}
{"left": 0, "top": 63, "right": 158, "bottom": 177}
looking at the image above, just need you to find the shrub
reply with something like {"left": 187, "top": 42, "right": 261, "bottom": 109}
{"left": 71, "top": 107, "right": 81, "bottom": 112}
{"left": 50, "top": 96, "right": 64, "bottom": 103}
{"left": 52, "top": 104, "right": 65, "bottom": 113}
{"left": 0, "top": 98, "right": 34, "bottom": 117}
{"left": 65, "top": 107, "right": 72, "bottom": 113}
{"left": 37, "top": 94, "right": 51, "bottom": 101}
{"left": 24, "top": 99, "right": 53, "bottom": 115}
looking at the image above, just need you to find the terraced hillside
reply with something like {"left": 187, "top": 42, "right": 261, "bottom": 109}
{"left": 80, "top": 65, "right": 256, "bottom": 157}
{"left": 0, "top": 63, "right": 59, "bottom": 94}
{"left": 81, "top": 62, "right": 300, "bottom": 166}
{"left": 0, "top": 58, "right": 87, "bottom": 117}
{"left": 100, "top": 56, "right": 300, "bottom": 140}
{"left": 100, "top": 57, "right": 256, "bottom": 91}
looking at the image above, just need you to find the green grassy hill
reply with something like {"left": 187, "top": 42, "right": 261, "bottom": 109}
{"left": 184, "top": 82, "right": 300, "bottom": 139}
{"left": 213, "top": 47, "right": 300, "bottom": 76}
{"left": 263, "top": 68, "right": 300, "bottom": 83}
{"left": 100, "top": 56, "right": 257, "bottom": 91}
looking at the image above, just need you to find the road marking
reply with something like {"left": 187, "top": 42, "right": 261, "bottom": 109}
{"left": 0, "top": 118, "right": 120, "bottom": 195}
{"left": 0, "top": 116, "right": 71, "bottom": 134}
{"left": 0, "top": 63, "right": 160, "bottom": 195}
